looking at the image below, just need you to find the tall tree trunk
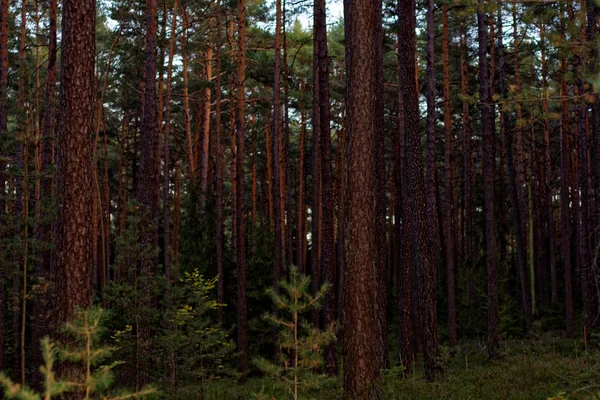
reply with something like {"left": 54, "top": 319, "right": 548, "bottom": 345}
{"left": 0, "top": 0, "right": 8, "bottom": 373}
{"left": 477, "top": 2, "right": 499, "bottom": 358}
{"left": 200, "top": 42, "right": 213, "bottom": 211}
{"left": 54, "top": 0, "right": 95, "bottom": 323}
{"left": 313, "top": 0, "right": 337, "bottom": 375}
{"left": 442, "top": 4, "right": 456, "bottom": 349}
{"left": 182, "top": 7, "right": 194, "bottom": 181}
{"left": 282, "top": 1, "right": 293, "bottom": 267}
{"left": 540, "top": 23, "right": 558, "bottom": 304}
{"left": 296, "top": 81, "right": 306, "bottom": 274}
{"left": 399, "top": 0, "right": 439, "bottom": 381}
{"left": 13, "top": 0, "right": 27, "bottom": 378}
{"left": 585, "top": 0, "right": 600, "bottom": 332}
{"left": 215, "top": 0, "right": 225, "bottom": 325}
{"left": 32, "top": 0, "right": 57, "bottom": 373}
{"left": 343, "top": 0, "right": 381, "bottom": 395}
{"left": 460, "top": 26, "right": 475, "bottom": 327}
{"left": 425, "top": 0, "right": 440, "bottom": 272}
{"left": 310, "top": 0, "right": 322, "bottom": 327}
{"left": 373, "top": 0, "right": 388, "bottom": 372}
{"left": 138, "top": 0, "right": 159, "bottom": 276}
{"left": 272, "top": 0, "right": 283, "bottom": 301}
{"left": 396, "top": 29, "right": 415, "bottom": 372}
{"left": 236, "top": 0, "right": 249, "bottom": 378}
{"left": 560, "top": 6, "right": 574, "bottom": 337}
{"left": 163, "top": 0, "right": 179, "bottom": 283}
{"left": 228, "top": 13, "right": 237, "bottom": 264}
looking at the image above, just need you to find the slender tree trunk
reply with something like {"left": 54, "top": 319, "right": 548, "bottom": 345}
{"left": 442, "top": 4, "right": 456, "bottom": 349}
{"left": 425, "top": 0, "right": 440, "bottom": 272}
{"left": 13, "top": 0, "right": 27, "bottom": 377}
{"left": 460, "top": 26, "right": 474, "bottom": 327}
{"left": 560, "top": 6, "right": 574, "bottom": 336}
{"left": 336, "top": 111, "right": 345, "bottom": 322}
{"left": 540, "top": 23, "right": 558, "bottom": 304}
{"left": 272, "top": 0, "right": 283, "bottom": 301}
{"left": 266, "top": 124, "right": 273, "bottom": 228}
{"left": 236, "top": 0, "right": 249, "bottom": 378}
{"left": 228, "top": 13, "right": 237, "bottom": 263}
{"left": 163, "top": 0, "right": 179, "bottom": 283}
{"left": 310, "top": 0, "right": 322, "bottom": 327}
{"left": 172, "top": 161, "right": 182, "bottom": 272}
{"left": 399, "top": 0, "right": 439, "bottom": 380}
{"left": 296, "top": 81, "right": 306, "bottom": 274}
{"left": 313, "top": 0, "right": 337, "bottom": 375}
{"left": 30, "top": 0, "right": 57, "bottom": 375}
{"left": 585, "top": 0, "right": 600, "bottom": 331}
{"left": 477, "top": 2, "right": 499, "bottom": 358}
{"left": 396, "top": 30, "right": 414, "bottom": 372}
{"left": 215, "top": 0, "right": 225, "bottom": 325}
{"left": 343, "top": 0, "right": 381, "bottom": 395}
{"left": 282, "top": 1, "right": 293, "bottom": 267}
{"left": 200, "top": 43, "right": 213, "bottom": 211}
{"left": 138, "top": 0, "right": 159, "bottom": 274}
{"left": 182, "top": 7, "right": 194, "bottom": 181}
{"left": 373, "top": 0, "right": 388, "bottom": 372}
{"left": 0, "top": 0, "right": 8, "bottom": 373}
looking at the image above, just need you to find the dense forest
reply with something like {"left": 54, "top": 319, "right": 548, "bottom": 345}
{"left": 0, "top": 0, "right": 600, "bottom": 398}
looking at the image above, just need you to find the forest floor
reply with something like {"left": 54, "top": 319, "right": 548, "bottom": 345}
{"left": 192, "top": 335, "right": 600, "bottom": 400}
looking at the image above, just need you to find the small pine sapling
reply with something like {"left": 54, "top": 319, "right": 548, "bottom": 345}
{"left": 253, "top": 266, "right": 336, "bottom": 400}
{"left": 0, "top": 308, "right": 155, "bottom": 399}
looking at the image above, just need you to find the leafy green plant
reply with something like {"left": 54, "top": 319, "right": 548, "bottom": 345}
{"left": 0, "top": 308, "right": 155, "bottom": 400}
{"left": 253, "top": 267, "right": 336, "bottom": 400}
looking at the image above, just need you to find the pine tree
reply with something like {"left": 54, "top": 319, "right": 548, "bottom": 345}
{"left": 253, "top": 267, "right": 335, "bottom": 400}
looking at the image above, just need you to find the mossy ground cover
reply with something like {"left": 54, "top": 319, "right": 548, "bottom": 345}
{"left": 191, "top": 337, "right": 600, "bottom": 400}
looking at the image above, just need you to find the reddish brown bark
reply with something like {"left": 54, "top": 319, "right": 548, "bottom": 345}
{"left": 53, "top": 0, "right": 96, "bottom": 323}
{"left": 236, "top": 0, "right": 249, "bottom": 377}
{"left": 200, "top": 44, "right": 213, "bottom": 211}
{"left": 343, "top": 0, "right": 381, "bottom": 395}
